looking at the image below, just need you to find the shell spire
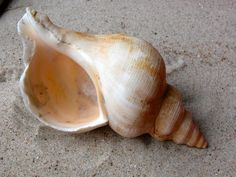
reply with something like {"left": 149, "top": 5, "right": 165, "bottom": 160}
{"left": 151, "top": 85, "right": 208, "bottom": 148}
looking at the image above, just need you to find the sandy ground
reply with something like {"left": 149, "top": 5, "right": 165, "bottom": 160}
{"left": 0, "top": 0, "right": 235, "bottom": 176}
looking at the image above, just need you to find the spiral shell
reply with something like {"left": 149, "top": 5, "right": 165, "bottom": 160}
{"left": 18, "top": 8, "right": 207, "bottom": 148}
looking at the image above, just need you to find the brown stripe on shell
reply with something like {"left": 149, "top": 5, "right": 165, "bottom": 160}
{"left": 172, "top": 111, "right": 193, "bottom": 144}
{"left": 186, "top": 126, "right": 200, "bottom": 147}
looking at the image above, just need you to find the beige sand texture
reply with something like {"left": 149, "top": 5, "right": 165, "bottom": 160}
{"left": 0, "top": 0, "right": 235, "bottom": 176}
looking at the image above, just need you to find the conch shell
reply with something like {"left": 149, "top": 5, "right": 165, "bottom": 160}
{"left": 18, "top": 8, "right": 207, "bottom": 148}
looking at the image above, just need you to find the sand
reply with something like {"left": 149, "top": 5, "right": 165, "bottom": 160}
{"left": 0, "top": 0, "right": 235, "bottom": 176}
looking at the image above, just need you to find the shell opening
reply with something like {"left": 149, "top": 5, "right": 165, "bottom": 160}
{"left": 23, "top": 39, "right": 100, "bottom": 130}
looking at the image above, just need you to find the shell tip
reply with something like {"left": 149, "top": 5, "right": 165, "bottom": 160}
{"left": 196, "top": 136, "right": 208, "bottom": 149}
{"left": 202, "top": 140, "right": 208, "bottom": 149}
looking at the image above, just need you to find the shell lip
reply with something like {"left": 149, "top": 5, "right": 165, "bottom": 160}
{"left": 18, "top": 7, "right": 109, "bottom": 133}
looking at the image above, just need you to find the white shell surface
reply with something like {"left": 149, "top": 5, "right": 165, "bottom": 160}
{"left": 96, "top": 38, "right": 166, "bottom": 137}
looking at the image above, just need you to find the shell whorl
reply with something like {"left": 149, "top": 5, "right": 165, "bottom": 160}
{"left": 151, "top": 85, "right": 208, "bottom": 148}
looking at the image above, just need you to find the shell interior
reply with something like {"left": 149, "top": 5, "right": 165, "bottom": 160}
{"left": 23, "top": 39, "right": 101, "bottom": 129}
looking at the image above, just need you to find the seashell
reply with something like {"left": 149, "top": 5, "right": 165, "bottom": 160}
{"left": 17, "top": 8, "right": 207, "bottom": 148}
